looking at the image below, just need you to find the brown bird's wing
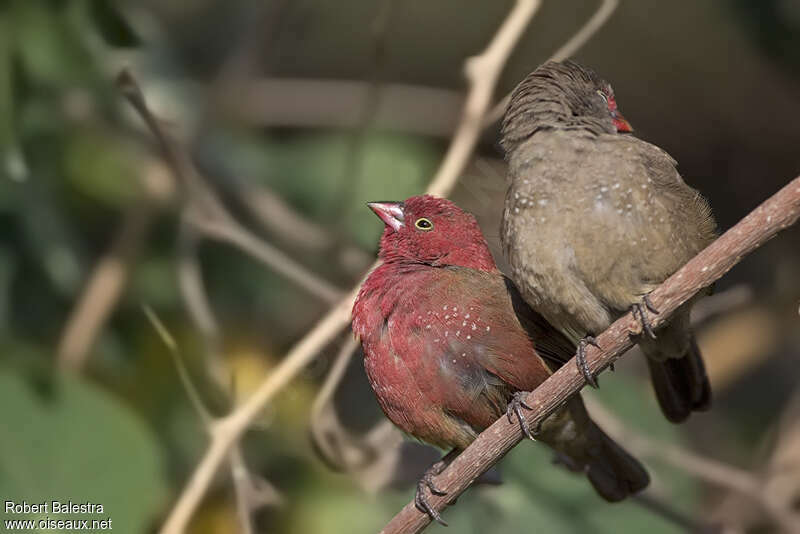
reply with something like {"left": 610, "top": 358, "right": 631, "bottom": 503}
{"left": 557, "top": 134, "right": 716, "bottom": 314}
{"left": 503, "top": 132, "right": 716, "bottom": 339}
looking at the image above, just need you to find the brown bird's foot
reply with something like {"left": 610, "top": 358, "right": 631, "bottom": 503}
{"left": 577, "top": 336, "right": 601, "bottom": 388}
{"left": 415, "top": 456, "right": 451, "bottom": 526}
{"left": 631, "top": 295, "right": 659, "bottom": 339}
{"left": 506, "top": 391, "right": 540, "bottom": 441}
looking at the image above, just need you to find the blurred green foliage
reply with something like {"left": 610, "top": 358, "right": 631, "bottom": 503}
{"left": 0, "top": 369, "right": 167, "bottom": 532}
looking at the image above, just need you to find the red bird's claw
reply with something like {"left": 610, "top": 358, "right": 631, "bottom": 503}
{"left": 507, "top": 391, "right": 539, "bottom": 441}
{"left": 577, "top": 336, "right": 600, "bottom": 388}
{"left": 415, "top": 462, "right": 449, "bottom": 525}
{"left": 631, "top": 301, "right": 657, "bottom": 339}
{"left": 415, "top": 481, "right": 447, "bottom": 525}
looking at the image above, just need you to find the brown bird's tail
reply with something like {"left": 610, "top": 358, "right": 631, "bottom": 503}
{"left": 541, "top": 399, "right": 649, "bottom": 502}
{"left": 644, "top": 334, "right": 711, "bottom": 424}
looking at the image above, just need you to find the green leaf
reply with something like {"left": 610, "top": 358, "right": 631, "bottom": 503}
{"left": 0, "top": 367, "right": 167, "bottom": 533}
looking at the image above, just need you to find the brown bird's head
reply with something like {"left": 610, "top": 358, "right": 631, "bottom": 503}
{"left": 500, "top": 60, "right": 632, "bottom": 153}
{"left": 367, "top": 195, "right": 497, "bottom": 272}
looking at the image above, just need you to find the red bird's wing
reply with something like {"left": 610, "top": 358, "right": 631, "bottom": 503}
{"left": 393, "top": 268, "right": 569, "bottom": 429}
{"left": 501, "top": 275, "right": 577, "bottom": 371}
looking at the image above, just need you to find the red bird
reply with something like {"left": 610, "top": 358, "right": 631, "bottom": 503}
{"left": 352, "top": 195, "right": 648, "bottom": 524}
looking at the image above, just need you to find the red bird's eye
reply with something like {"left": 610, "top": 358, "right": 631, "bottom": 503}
{"left": 414, "top": 218, "right": 433, "bottom": 231}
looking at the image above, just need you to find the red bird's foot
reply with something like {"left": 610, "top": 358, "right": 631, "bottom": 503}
{"left": 631, "top": 295, "right": 660, "bottom": 339}
{"left": 415, "top": 456, "right": 451, "bottom": 526}
{"left": 506, "top": 391, "right": 540, "bottom": 441}
{"left": 577, "top": 336, "right": 601, "bottom": 388}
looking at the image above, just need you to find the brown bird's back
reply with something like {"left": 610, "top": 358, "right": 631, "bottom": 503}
{"left": 501, "top": 61, "right": 717, "bottom": 423}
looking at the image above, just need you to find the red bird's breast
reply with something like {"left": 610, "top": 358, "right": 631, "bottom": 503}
{"left": 352, "top": 263, "right": 559, "bottom": 450}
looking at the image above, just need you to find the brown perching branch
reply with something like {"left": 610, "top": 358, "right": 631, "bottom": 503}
{"left": 379, "top": 175, "right": 800, "bottom": 534}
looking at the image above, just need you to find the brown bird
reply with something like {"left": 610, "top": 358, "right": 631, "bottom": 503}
{"left": 500, "top": 60, "right": 717, "bottom": 423}
{"left": 352, "top": 195, "right": 649, "bottom": 524}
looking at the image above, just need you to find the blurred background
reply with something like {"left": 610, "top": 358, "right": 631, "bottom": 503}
{"left": 1, "top": 0, "right": 800, "bottom": 532}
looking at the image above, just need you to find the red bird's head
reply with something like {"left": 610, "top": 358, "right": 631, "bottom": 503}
{"left": 367, "top": 195, "right": 497, "bottom": 272}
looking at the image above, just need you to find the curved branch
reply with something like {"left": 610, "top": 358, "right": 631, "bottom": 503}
{"left": 379, "top": 175, "right": 800, "bottom": 534}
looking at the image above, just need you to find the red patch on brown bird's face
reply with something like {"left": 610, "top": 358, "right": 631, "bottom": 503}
{"left": 601, "top": 90, "right": 633, "bottom": 133}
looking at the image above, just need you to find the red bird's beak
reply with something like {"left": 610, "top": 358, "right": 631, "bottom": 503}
{"left": 611, "top": 110, "right": 633, "bottom": 133}
{"left": 367, "top": 201, "right": 405, "bottom": 232}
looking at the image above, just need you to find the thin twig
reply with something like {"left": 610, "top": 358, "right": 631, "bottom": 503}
{"left": 632, "top": 493, "right": 722, "bottom": 533}
{"left": 309, "top": 336, "right": 362, "bottom": 469}
{"left": 143, "top": 305, "right": 213, "bottom": 425}
{"left": 56, "top": 200, "right": 156, "bottom": 370}
{"left": 157, "top": 0, "right": 542, "bottom": 530}
{"left": 484, "top": 0, "right": 619, "bottom": 127}
{"left": 379, "top": 175, "right": 800, "bottom": 534}
{"left": 229, "top": 446, "right": 256, "bottom": 534}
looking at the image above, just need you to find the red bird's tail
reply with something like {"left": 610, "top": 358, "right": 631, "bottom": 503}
{"left": 541, "top": 398, "right": 649, "bottom": 502}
